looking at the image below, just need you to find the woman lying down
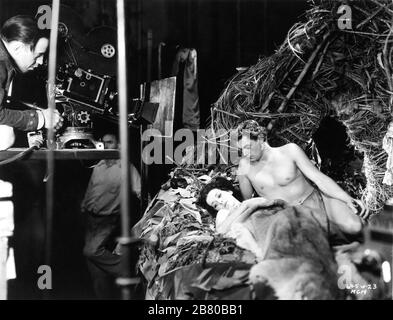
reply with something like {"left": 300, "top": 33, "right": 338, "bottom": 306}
{"left": 198, "top": 177, "right": 343, "bottom": 299}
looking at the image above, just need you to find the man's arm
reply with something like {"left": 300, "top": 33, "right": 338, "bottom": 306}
{"left": 288, "top": 143, "right": 367, "bottom": 216}
{"left": 0, "top": 63, "right": 63, "bottom": 131}
{"left": 218, "top": 198, "right": 276, "bottom": 233}
{"left": 0, "top": 107, "right": 39, "bottom": 131}
{"left": 237, "top": 158, "right": 254, "bottom": 199}
{"left": 130, "top": 164, "right": 141, "bottom": 199}
{"left": 0, "top": 64, "right": 39, "bottom": 131}
{"left": 80, "top": 179, "right": 92, "bottom": 213}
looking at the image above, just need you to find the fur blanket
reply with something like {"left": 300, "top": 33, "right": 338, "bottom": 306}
{"left": 242, "top": 201, "right": 341, "bottom": 299}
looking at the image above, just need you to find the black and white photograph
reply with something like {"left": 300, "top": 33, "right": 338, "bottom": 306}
{"left": 0, "top": 0, "right": 392, "bottom": 303}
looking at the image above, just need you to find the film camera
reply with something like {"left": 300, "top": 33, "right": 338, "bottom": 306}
{"left": 42, "top": 8, "right": 121, "bottom": 149}
{"left": 51, "top": 64, "right": 117, "bottom": 149}
{"left": 57, "top": 64, "right": 117, "bottom": 113}
{"left": 54, "top": 64, "right": 160, "bottom": 149}
{"left": 23, "top": 5, "right": 163, "bottom": 149}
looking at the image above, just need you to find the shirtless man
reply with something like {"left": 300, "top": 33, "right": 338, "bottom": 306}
{"left": 236, "top": 120, "right": 368, "bottom": 235}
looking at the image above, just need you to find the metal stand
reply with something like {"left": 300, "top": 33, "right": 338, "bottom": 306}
{"left": 116, "top": 0, "right": 142, "bottom": 300}
{"left": 43, "top": 0, "right": 60, "bottom": 300}
{"left": 140, "top": 123, "right": 149, "bottom": 214}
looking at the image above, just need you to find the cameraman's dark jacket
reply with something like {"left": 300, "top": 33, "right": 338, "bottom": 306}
{"left": 0, "top": 39, "right": 38, "bottom": 131}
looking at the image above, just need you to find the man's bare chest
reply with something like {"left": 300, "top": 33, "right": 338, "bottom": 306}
{"left": 248, "top": 159, "right": 299, "bottom": 188}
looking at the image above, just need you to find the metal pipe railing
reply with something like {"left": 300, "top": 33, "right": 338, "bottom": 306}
{"left": 116, "top": 0, "right": 136, "bottom": 300}
{"left": 45, "top": 0, "right": 60, "bottom": 294}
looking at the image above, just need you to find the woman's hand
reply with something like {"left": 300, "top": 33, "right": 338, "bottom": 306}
{"left": 346, "top": 198, "right": 370, "bottom": 220}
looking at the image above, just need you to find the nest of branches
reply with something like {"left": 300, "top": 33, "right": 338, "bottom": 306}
{"left": 211, "top": 0, "right": 393, "bottom": 213}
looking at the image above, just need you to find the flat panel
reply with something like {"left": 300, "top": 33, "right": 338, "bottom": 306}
{"left": 147, "top": 76, "right": 176, "bottom": 137}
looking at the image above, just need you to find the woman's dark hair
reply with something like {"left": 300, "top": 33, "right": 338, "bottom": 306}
{"left": 197, "top": 176, "right": 242, "bottom": 216}
{"left": 1, "top": 15, "right": 48, "bottom": 50}
{"left": 237, "top": 119, "right": 267, "bottom": 141}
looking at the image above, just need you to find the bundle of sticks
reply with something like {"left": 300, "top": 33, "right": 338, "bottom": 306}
{"left": 212, "top": 0, "right": 393, "bottom": 213}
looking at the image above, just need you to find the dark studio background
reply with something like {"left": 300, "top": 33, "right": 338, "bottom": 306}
{"left": 0, "top": 0, "right": 356, "bottom": 299}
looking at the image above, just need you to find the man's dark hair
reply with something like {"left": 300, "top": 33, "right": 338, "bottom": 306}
{"left": 237, "top": 119, "right": 267, "bottom": 141}
{"left": 0, "top": 15, "right": 48, "bottom": 50}
{"left": 197, "top": 177, "right": 242, "bottom": 216}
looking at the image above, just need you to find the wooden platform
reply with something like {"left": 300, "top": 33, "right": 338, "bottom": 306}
{"left": 0, "top": 148, "right": 119, "bottom": 160}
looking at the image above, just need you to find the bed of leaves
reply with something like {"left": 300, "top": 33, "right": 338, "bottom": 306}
{"left": 136, "top": 169, "right": 257, "bottom": 299}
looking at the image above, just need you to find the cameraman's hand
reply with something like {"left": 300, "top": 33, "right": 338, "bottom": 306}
{"left": 41, "top": 109, "right": 64, "bottom": 131}
{"left": 28, "top": 133, "right": 44, "bottom": 149}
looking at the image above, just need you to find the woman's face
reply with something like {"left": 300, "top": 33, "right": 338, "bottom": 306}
{"left": 206, "top": 188, "right": 239, "bottom": 211}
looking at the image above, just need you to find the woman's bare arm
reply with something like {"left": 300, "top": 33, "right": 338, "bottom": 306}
{"left": 218, "top": 198, "right": 276, "bottom": 233}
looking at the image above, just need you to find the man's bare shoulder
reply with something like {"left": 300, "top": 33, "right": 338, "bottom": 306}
{"left": 279, "top": 143, "right": 303, "bottom": 154}
{"left": 273, "top": 143, "right": 304, "bottom": 163}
